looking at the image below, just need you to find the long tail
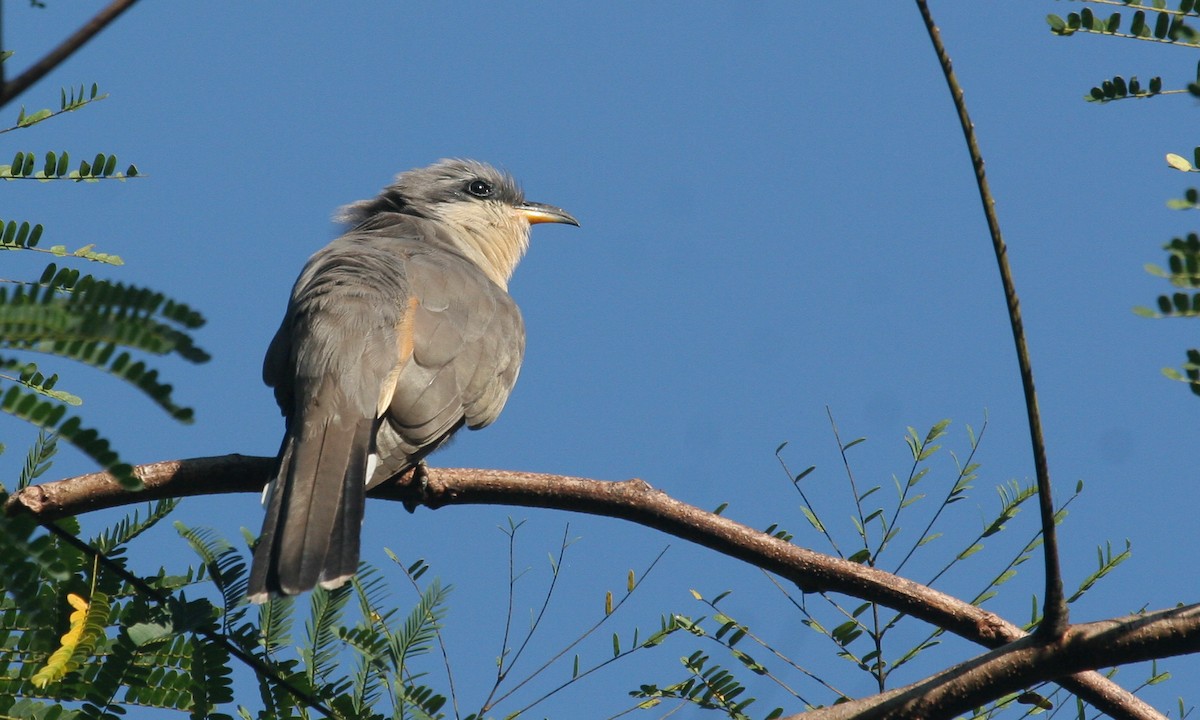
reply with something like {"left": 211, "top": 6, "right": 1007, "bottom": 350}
{"left": 247, "top": 411, "right": 373, "bottom": 602}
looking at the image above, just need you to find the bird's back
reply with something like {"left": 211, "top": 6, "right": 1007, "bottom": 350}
{"left": 264, "top": 213, "right": 525, "bottom": 486}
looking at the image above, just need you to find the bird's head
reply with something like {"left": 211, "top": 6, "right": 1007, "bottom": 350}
{"left": 338, "top": 159, "right": 578, "bottom": 288}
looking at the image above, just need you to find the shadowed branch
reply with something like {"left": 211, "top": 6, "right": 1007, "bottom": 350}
{"left": 790, "top": 604, "right": 1200, "bottom": 720}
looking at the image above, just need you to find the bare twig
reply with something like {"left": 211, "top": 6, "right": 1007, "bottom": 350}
{"left": 494, "top": 525, "right": 571, "bottom": 687}
{"left": 914, "top": 0, "right": 1068, "bottom": 638}
{"left": 0, "top": 0, "right": 140, "bottom": 109}
{"left": 2, "top": 456, "right": 1167, "bottom": 719}
{"left": 495, "top": 547, "right": 669, "bottom": 716}
{"left": 394, "top": 562, "right": 462, "bottom": 720}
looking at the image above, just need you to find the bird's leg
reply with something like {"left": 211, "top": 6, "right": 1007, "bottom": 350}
{"left": 413, "top": 460, "right": 430, "bottom": 491}
{"left": 400, "top": 460, "right": 430, "bottom": 513}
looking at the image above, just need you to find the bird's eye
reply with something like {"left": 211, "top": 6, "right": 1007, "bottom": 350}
{"left": 466, "top": 179, "right": 494, "bottom": 198}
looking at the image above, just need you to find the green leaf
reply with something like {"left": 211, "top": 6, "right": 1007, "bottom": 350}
{"left": 1047, "top": 13, "right": 1071, "bottom": 34}
{"left": 1155, "top": 9, "right": 1170, "bottom": 38}
{"left": 1017, "top": 691, "right": 1053, "bottom": 710}
{"left": 800, "top": 505, "right": 825, "bottom": 533}
{"left": 42, "top": 150, "right": 57, "bottom": 177}
{"left": 731, "top": 649, "right": 767, "bottom": 675}
{"left": 1131, "top": 10, "right": 1147, "bottom": 36}
{"left": 958, "top": 543, "right": 984, "bottom": 560}
{"left": 127, "top": 622, "right": 173, "bottom": 647}
{"left": 18, "top": 108, "right": 52, "bottom": 128}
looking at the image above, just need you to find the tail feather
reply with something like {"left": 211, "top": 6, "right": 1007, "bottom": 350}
{"left": 248, "top": 414, "right": 372, "bottom": 602}
{"left": 317, "top": 426, "right": 370, "bottom": 589}
{"left": 247, "top": 436, "right": 292, "bottom": 604}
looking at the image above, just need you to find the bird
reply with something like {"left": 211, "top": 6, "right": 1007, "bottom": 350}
{"left": 247, "top": 159, "right": 578, "bottom": 602}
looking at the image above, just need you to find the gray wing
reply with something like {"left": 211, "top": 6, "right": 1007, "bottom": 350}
{"left": 249, "top": 220, "right": 526, "bottom": 600}
{"left": 249, "top": 239, "right": 412, "bottom": 600}
{"left": 369, "top": 249, "right": 525, "bottom": 486}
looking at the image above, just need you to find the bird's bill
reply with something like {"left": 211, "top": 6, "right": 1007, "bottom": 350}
{"left": 517, "top": 202, "right": 579, "bottom": 227}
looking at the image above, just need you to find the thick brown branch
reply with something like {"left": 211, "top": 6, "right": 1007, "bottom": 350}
{"left": 2, "top": 456, "right": 1163, "bottom": 719}
{"left": 0, "top": 0, "right": 140, "bottom": 109}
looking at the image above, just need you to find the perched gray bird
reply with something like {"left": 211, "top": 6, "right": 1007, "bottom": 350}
{"left": 247, "top": 159, "right": 578, "bottom": 602}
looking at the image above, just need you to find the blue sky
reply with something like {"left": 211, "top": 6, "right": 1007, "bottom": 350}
{"left": 4, "top": 2, "right": 1198, "bottom": 715}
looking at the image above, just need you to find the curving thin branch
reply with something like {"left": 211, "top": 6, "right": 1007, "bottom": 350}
{"left": 914, "top": 0, "right": 1067, "bottom": 638}
{"left": 0, "top": 0, "right": 140, "bottom": 109}
{"left": 2, "top": 456, "right": 1168, "bottom": 719}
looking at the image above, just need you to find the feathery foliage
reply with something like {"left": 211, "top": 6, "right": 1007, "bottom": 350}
{"left": 0, "top": 484, "right": 223, "bottom": 719}
{"left": 2, "top": 82, "right": 110, "bottom": 135}
{"left": 1047, "top": 2, "right": 1200, "bottom": 47}
{"left": 634, "top": 417, "right": 1147, "bottom": 717}
{"left": 1047, "top": 2, "right": 1200, "bottom": 399}
{"left": 0, "top": 55, "right": 205, "bottom": 489}
{"left": 0, "top": 149, "right": 138, "bottom": 181}
{"left": 1139, "top": 224, "right": 1200, "bottom": 394}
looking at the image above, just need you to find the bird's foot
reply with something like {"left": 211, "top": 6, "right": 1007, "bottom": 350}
{"left": 401, "top": 461, "right": 430, "bottom": 513}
